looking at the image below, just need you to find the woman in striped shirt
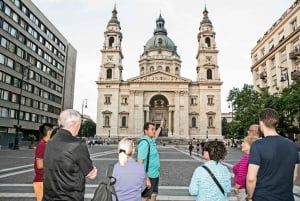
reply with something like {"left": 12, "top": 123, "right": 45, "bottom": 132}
{"left": 233, "top": 136, "right": 257, "bottom": 201}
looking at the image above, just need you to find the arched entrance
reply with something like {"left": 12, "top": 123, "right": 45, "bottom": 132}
{"left": 149, "top": 95, "right": 169, "bottom": 137}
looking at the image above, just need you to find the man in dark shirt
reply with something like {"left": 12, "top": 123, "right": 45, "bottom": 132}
{"left": 43, "top": 109, "right": 97, "bottom": 201}
{"left": 246, "top": 108, "right": 299, "bottom": 201}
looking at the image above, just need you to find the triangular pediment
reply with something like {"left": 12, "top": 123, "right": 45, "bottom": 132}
{"left": 127, "top": 71, "right": 191, "bottom": 82}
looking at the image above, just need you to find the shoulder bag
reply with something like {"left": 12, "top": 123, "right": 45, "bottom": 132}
{"left": 202, "top": 165, "right": 225, "bottom": 195}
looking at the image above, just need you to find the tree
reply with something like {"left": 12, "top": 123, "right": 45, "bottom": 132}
{"left": 79, "top": 119, "right": 96, "bottom": 138}
{"left": 226, "top": 79, "right": 300, "bottom": 140}
{"left": 227, "top": 84, "right": 264, "bottom": 139}
{"left": 221, "top": 117, "right": 230, "bottom": 138}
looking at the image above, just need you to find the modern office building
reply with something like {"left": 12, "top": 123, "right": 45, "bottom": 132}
{"left": 0, "top": 0, "right": 77, "bottom": 146}
{"left": 251, "top": 0, "right": 300, "bottom": 94}
{"left": 96, "top": 6, "right": 223, "bottom": 140}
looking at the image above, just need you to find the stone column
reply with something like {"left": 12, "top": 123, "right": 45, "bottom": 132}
{"left": 168, "top": 110, "right": 172, "bottom": 136}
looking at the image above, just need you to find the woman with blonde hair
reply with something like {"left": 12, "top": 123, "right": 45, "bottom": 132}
{"left": 233, "top": 136, "right": 257, "bottom": 201}
{"left": 112, "top": 138, "right": 147, "bottom": 201}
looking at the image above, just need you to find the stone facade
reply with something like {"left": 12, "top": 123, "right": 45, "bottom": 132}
{"left": 96, "top": 6, "right": 223, "bottom": 141}
{"left": 251, "top": 1, "right": 300, "bottom": 94}
{"left": 251, "top": 0, "right": 300, "bottom": 143}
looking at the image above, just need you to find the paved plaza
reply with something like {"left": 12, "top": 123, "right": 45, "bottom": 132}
{"left": 0, "top": 144, "right": 300, "bottom": 201}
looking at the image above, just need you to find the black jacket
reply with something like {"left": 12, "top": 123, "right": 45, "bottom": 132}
{"left": 43, "top": 129, "right": 94, "bottom": 201}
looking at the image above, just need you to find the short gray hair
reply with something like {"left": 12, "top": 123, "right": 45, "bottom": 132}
{"left": 58, "top": 109, "right": 81, "bottom": 128}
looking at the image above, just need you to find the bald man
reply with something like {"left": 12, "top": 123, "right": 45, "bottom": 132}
{"left": 247, "top": 124, "right": 263, "bottom": 138}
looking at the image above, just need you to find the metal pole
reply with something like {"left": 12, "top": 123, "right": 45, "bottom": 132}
{"left": 80, "top": 99, "right": 87, "bottom": 138}
{"left": 14, "top": 66, "right": 26, "bottom": 149}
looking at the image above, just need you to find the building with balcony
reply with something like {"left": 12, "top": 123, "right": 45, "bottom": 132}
{"left": 251, "top": 0, "right": 300, "bottom": 94}
{"left": 0, "top": 0, "right": 77, "bottom": 145}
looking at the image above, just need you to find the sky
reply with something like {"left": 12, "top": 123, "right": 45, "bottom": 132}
{"left": 31, "top": 0, "right": 295, "bottom": 121}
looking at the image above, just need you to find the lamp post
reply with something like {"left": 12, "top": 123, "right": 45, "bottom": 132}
{"left": 14, "top": 65, "right": 29, "bottom": 150}
{"left": 280, "top": 67, "right": 292, "bottom": 139}
{"left": 108, "top": 129, "right": 110, "bottom": 144}
{"left": 228, "top": 101, "right": 234, "bottom": 143}
{"left": 206, "top": 130, "right": 208, "bottom": 141}
{"left": 80, "top": 99, "right": 88, "bottom": 138}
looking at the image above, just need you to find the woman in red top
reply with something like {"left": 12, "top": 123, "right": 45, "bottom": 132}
{"left": 233, "top": 136, "right": 257, "bottom": 201}
{"left": 33, "top": 123, "right": 54, "bottom": 201}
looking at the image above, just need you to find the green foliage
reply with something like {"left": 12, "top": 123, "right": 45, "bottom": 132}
{"left": 227, "top": 84, "right": 263, "bottom": 139}
{"left": 221, "top": 118, "right": 230, "bottom": 138}
{"left": 28, "top": 134, "right": 37, "bottom": 142}
{"left": 226, "top": 79, "right": 300, "bottom": 139}
{"left": 79, "top": 119, "right": 96, "bottom": 138}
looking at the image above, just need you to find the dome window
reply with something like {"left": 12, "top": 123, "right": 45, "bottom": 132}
{"left": 158, "top": 38, "right": 162, "bottom": 45}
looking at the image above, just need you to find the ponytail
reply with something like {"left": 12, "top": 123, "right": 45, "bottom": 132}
{"left": 119, "top": 149, "right": 128, "bottom": 166}
{"left": 117, "top": 138, "right": 134, "bottom": 166}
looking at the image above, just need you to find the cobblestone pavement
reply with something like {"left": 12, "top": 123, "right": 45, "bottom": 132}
{"left": 0, "top": 144, "right": 300, "bottom": 200}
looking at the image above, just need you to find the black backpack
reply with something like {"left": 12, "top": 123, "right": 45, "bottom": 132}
{"left": 91, "top": 165, "right": 119, "bottom": 201}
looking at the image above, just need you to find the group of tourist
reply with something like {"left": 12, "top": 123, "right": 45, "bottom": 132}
{"left": 32, "top": 108, "right": 299, "bottom": 201}
{"left": 189, "top": 108, "right": 299, "bottom": 201}
{"left": 32, "top": 108, "right": 163, "bottom": 201}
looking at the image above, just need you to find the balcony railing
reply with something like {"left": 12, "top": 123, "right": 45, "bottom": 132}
{"left": 289, "top": 48, "right": 300, "bottom": 60}
{"left": 291, "top": 70, "right": 300, "bottom": 80}
{"left": 260, "top": 72, "right": 267, "bottom": 79}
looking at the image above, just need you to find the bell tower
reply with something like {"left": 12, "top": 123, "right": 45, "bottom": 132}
{"left": 196, "top": 6, "right": 221, "bottom": 82}
{"left": 99, "top": 5, "right": 123, "bottom": 81}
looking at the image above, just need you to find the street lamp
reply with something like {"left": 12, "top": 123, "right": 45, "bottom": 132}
{"left": 14, "top": 65, "right": 29, "bottom": 150}
{"left": 206, "top": 130, "right": 208, "bottom": 141}
{"left": 228, "top": 101, "right": 234, "bottom": 142}
{"left": 280, "top": 66, "right": 292, "bottom": 139}
{"left": 80, "top": 99, "right": 88, "bottom": 138}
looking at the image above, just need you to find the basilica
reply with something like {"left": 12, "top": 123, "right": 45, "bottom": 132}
{"left": 95, "top": 6, "right": 223, "bottom": 140}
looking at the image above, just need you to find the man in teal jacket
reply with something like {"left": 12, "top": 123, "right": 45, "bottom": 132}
{"left": 137, "top": 119, "right": 164, "bottom": 201}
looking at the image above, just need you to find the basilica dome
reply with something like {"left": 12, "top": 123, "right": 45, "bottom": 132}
{"left": 144, "top": 14, "right": 177, "bottom": 53}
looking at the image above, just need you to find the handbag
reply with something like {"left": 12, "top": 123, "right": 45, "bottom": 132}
{"left": 202, "top": 165, "right": 225, "bottom": 195}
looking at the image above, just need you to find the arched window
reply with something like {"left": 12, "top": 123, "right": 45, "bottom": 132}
{"left": 205, "top": 37, "right": 211, "bottom": 47}
{"left": 192, "top": 117, "right": 196, "bottom": 128}
{"left": 175, "top": 67, "right": 179, "bottom": 75}
{"left": 207, "top": 69, "right": 212, "bottom": 79}
{"left": 122, "top": 116, "right": 126, "bottom": 127}
{"left": 109, "top": 37, "right": 114, "bottom": 47}
{"left": 166, "top": 66, "right": 170, "bottom": 72}
{"left": 208, "top": 117, "right": 213, "bottom": 127}
{"left": 150, "top": 66, "right": 154, "bottom": 72}
{"left": 107, "top": 69, "right": 112, "bottom": 79}
{"left": 141, "top": 67, "right": 144, "bottom": 74}
{"left": 105, "top": 116, "right": 110, "bottom": 127}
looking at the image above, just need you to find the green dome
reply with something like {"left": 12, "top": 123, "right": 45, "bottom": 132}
{"left": 144, "top": 14, "right": 177, "bottom": 52}
{"left": 145, "top": 35, "right": 176, "bottom": 52}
